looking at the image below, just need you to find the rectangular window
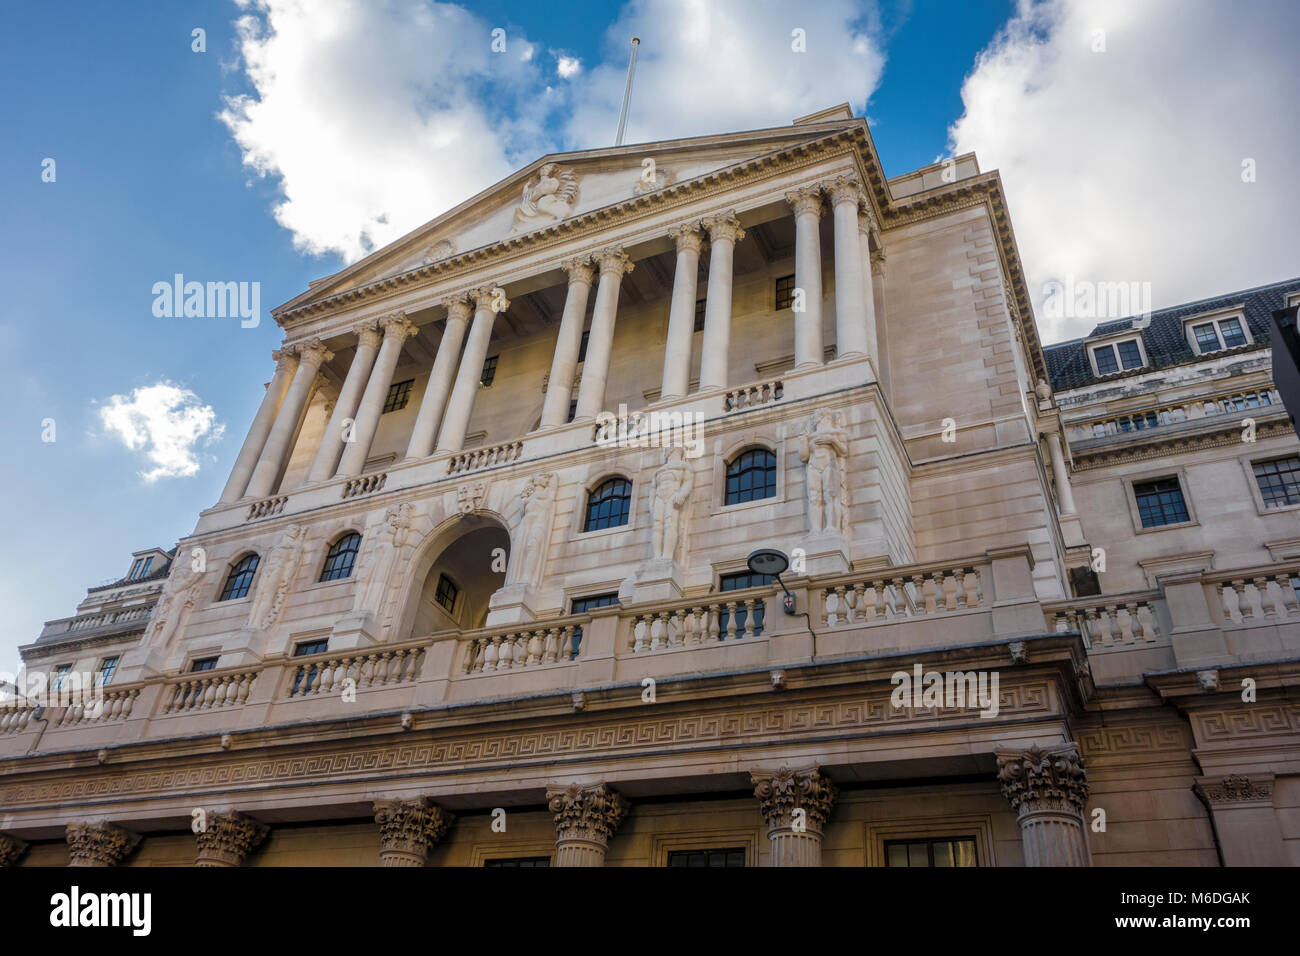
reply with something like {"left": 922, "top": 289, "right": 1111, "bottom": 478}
{"left": 694, "top": 297, "right": 707, "bottom": 332}
{"left": 52, "top": 664, "right": 72, "bottom": 692}
{"left": 577, "top": 330, "right": 590, "bottom": 363}
{"left": 1253, "top": 457, "right": 1300, "bottom": 508}
{"left": 775, "top": 274, "right": 796, "bottom": 311}
{"left": 667, "top": 847, "right": 746, "bottom": 867}
{"left": 1192, "top": 322, "right": 1221, "bottom": 353}
{"left": 1116, "top": 340, "right": 1143, "bottom": 369}
{"left": 480, "top": 355, "right": 498, "bottom": 387}
{"left": 571, "top": 592, "right": 619, "bottom": 614}
{"left": 884, "top": 837, "right": 977, "bottom": 867}
{"left": 1133, "top": 477, "right": 1190, "bottom": 528}
{"left": 1219, "top": 317, "right": 1248, "bottom": 348}
{"left": 484, "top": 857, "right": 550, "bottom": 867}
{"left": 567, "top": 399, "right": 577, "bottom": 423}
{"left": 435, "top": 573, "right": 459, "bottom": 613}
{"left": 128, "top": 556, "right": 153, "bottom": 580}
{"left": 382, "top": 379, "right": 414, "bottom": 413}
{"left": 1093, "top": 345, "right": 1119, "bottom": 374}
{"left": 1190, "top": 315, "right": 1249, "bottom": 353}
{"left": 294, "top": 639, "right": 329, "bottom": 657}
{"left": 291, "top": 640, "right": 329, "bottom": 696}
{"left": 1092, "top": 340, "right": 1143, "bottom": 375}
{"left": 191, "top": 657, "right": 219, "bottom": 672}
{"left": 717, "top": 571, "right": 773, "bottom": 638}
{"left": 96, "top": 656, "right": 119, "bottom": 686}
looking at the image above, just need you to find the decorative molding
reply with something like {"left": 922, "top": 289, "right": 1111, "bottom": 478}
{"left": 195, "top": 809, "right": 269, "bottom": 867}
{"left": 750, "top": 766, "right": 837, "bottom": 833}
{"left": 0, "top": 834, "right": 29, "bottom": 867}
{"left": 1194, "top": 773, "right": 1274, "bottom": 806}
{"left": 65, "top": 821, "right": 140, "bottom": 867}
{"left": 546, "top": 782, "right": 627, "bottom": 844}
{"left": 995, "top": 743, "right": 1089, "bottom": 816}
{"left": 373, "top": 796, "right": 455, "bottom": 866}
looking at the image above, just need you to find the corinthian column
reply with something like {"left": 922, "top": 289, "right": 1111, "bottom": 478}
{"left": 698, "top": 212, "right": 745, "bottom": 391}
{"left": 828, "top": 175, "right": 870, "bottom": 360}
{"left": 307, "top": 321, "right": 381, "bottom": 482}
{"left": 751, "top": 766, "right": 837, "bottom": 866}
{"left": 573, "top": 248, "right": 633, "bottom": 421}
{"left": 405, "top": 296, "right": 472, "bottom": 458}
{"left": 996, "top": 743, "right": 1092, "bottom": 866}
{"left": 546, "top": 782, "right": 628, "bottom": 866}
{"left": 857, "top": 209, "right": 879, "bottom": 364}
{"left": 437, "top": 286, "right": 506, "bottom": 453}
{"left": 540, "top": 257, "right": 596, "bottom": 427}
{"left": 220, "top": 349, "right": 298, "bottom": 503}
{"left": 245, "top": 340, "right": 333, "bottom": 500}
{"left": 786, "top": 186, "right": 825, "bottom": 370}
{"left": 66, "top": 821, "right": 141, "bottom": 867}
{"left": 373, "top": 797, "right": 455, "bottom": 866}
{"left": 1044, "top": 431, "right": 1077, "bottom": 515}
{"left": 194, "top": 810, "right": 269, "bottom": 867}
{"left": 660, "top": 223, "right": 704, "bottom": 401}
{"left": 336, "top": 312, "right": 417, "bottom": 477}
{"left": 0, "top": 834, "right": 29, "bottom": 867}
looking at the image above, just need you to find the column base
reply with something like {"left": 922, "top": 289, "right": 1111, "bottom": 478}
{"left": 799, "top": 531, "right": 851, "bottom": 575}
{"left": 628, "top": 558, "right": 684, "bottom": 603}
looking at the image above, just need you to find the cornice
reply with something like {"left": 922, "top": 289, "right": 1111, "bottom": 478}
{"left": 1070, "top": 418, "right": 1293, "bottom": 470}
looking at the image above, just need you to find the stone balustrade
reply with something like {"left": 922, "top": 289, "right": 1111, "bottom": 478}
{"left": 1044, "top": 592, "right": 1162, "bottom": 648}
{"left": 1209, "top": 567, "right": 1300, "bottom": 624}
{"left": 0, "top": 705, "right": 38, "bottom": 735}
{"left": 1070, "top": 386, "right": 1280, "bottom": 441}
{"left": 246, "top": 495, "right": 288, "bottom": 520}
{"left": 629, "top": 591, "right": 770, "bottom": 652}
{"left": 286, "top": 645, "right": 425, "bottom": 697}
{"left": 164, "top": 670, "right": 261, "bottom": 713}
{"left": 447, "top": 440, "right": 524, "bottom": 475}
{"left": 462, "top": 621, "right": 585, "bottom": 673}
{"left": 341, "top": 472, "right": 387, "bottom": 499}
{"left": 724, "top": 378, "right": 784, "bottom": 412}
{"left": 817, "top": 563, "right": 983, "bottom": 627}
{"left": 67, "top": 605, "right": 153, "bottom": 633}
{"left": 57, "top": 687, "right": 140, "bottom": 726}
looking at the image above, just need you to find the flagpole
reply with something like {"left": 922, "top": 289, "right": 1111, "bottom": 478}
{"left": 614, "top": 37, "right": 640, "bottom": 146}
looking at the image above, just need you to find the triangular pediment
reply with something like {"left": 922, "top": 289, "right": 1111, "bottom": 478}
{"left": 281, "top": 117, "right": 862, "bottom": 313}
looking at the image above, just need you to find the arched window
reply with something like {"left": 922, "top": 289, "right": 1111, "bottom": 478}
{"left": 320, "top": 532, "right": 362, "bottom": 582}
{"left": 219, "top": 554, "right": 259, "bottom": 601}
{"left": 725, "top": 447, "right": 777, "bottom": 505}
{"left": 583, "top": 477, "right": 632, "bottom": 531}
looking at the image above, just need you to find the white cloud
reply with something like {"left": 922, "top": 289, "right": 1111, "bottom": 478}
{"left": 556, "top": 54, "right": 581, "bottom": 79}
{"left": 98, "top": 383, "right": 224, "bottom": 482}
{"left": 948, "top": 0, "right": 1300, "bottom": 343}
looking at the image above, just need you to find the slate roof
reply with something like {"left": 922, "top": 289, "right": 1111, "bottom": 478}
{"left": 1043, "top": 277, "right": 1300, "bottom": 392}
{"left": 86, "top": 546, "right": 177, "bottom": 594}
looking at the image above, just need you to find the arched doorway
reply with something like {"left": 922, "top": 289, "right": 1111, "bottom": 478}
{"left": 395, "top": 513, "right": 510, "bottom": 638}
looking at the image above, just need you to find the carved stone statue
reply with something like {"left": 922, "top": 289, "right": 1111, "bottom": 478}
{"left": 512, "top": 164, "right": 578, "bottom": 233}
{"left": 799, "top": 408, "right": 850, "bottom": 535}
{"left": 504, "top": 473, "right": 556, "bottom": 589}
{"left": 650, "top": 445, "right": 694, "bottom": 562}
{"left": 247, "top": 524, "right": 306, "bottom": 630}
{"left": 353, "top": 504, "right": 414, "bottom": 617}
{"left": 149, "top": 555, "right": 206, "bottom": 648}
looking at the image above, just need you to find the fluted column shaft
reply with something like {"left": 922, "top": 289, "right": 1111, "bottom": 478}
{"left": 829, "top": 176, "right": 870, "bottom": 360}
{"left": 787, "top": 187, "right": 825, "bottom": 369}
{"left": 307, "top": 323, "right": 381, "bottom": 482}
{"left": 751, "top": 767, "right": 837, "bottom": 867}
{"left": 547, "top": 783, "right": 628, "bottom": 867}
{"left": 220, "top": 350, "right": 297, "bottom": 503}
{"left": 194, "top": 810, "right": 269, "bottom": 867}
{"left": 437, "top": 288, "right": 506, "bottom": 453}
{"left": 699, "top": 213, "right": 744, "bottom": 391}
{"left": 857, "top": 211, "right": 879, "bottom": 364}
{"left": 540, "top": 258, "right": 595, "bottom": 427}
{"left": 573, "top": 249, "right": 632, "bottom": 420}
{"left": 405, "top": 298, "right": 472, "bottom": 457}
{"left": 660, "top": 224, "right": 704, "bottom": 401}
{"left": 245, "top": 341, "right": 333, "bottom": 500}
{"left": 373, "top": 797, "right": 454, "bottom": 866}
{"left": 1045, "top": 432, "right": 1077, "bottom": 515}
{"left": 996, "top": 743, "right": 1092, "bottom": 867}
{"left": 336, "top": 313, "right": 416, "bottom": 476}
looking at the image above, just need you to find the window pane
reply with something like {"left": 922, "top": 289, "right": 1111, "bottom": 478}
{"left": 1117, "top": 340, "right": 1143, "bottom": 369}
{"left": 320, "top": 533, "right": 362, "bottom": 581}
{"left": 1219, "top": 318, "right": 1247, "bottom": 348}
{"left": 1193, "top": 323, "right": 1221, "bottom": 352}
{"left": 1253, "top": 457, "right": 1300, "bottom": 508}
{"left": 725, "top": 448, "right": 776, "bottom": 504}
{"left": 1133, "top": 477, "right": 1190, "bottom": 527}
{"left": 886, "top": 843, "right": 908, "bottom": 867}
{"left": 775, "top": 275, "right": 796, "bottom": 311}
{"left": 382, "top": 379, "right": 414, "bottom": 413}
{"left": 97, "top": 657, "right": 119, "bottom": 686}
{"left": 480, "top": 355, "right": 499, "bottom": 387}
{"left": 1093, "top": 346, "right": 1119, "bottom": 374}
{"left": 884, "top": 837, "right": 977, "bottom": 867}
{"left": 584, "top": 478, "right": 632, "bottom": 531}
{"left": 220, "top": 555, "right": 259, "bottom": 600}
{"left": 436, "top": 573, "right": 459, "bottom": 612}
{"left": 666, "top": 848, "right": 745, "bottom": 867}
{"left": 571, "top": 592, "right": 619, "bottom": 614}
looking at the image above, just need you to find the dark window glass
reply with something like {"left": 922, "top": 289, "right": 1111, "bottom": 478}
{"left": 480, "top": 355, "right": 498, "bottom": 386}
{"left": 219, "top": 554, "right": 259, "bottom": 600}
{"left": 717, "top": 571, "right": 772, "bottom": 638}
{"left": 294, "top": 640, "right": 328, "bottom": 657}
{"left": 129, "top": 556, "right": 153, "bottom": 580}
{"left": 1253, "top": 457, "right": 1300, "bottom": 508}
{"left": 436, "top": 573, "right": 459, "bottom": 613}
{"left": 584, "top": 477, "right": 632, "bottom": 531}
{"left": 1117, "top": 340, "right": 1143, "bottom": 369}
{"left": 1133, "top": 477, "right": 1190, "bottom": 528}
{"left": 1093, "top": 345, "right": 1119, "bottom": 375}
{"left": 884, "top": 838, "right": 977, "bottom": 867}
{"left": 1193, "top": 322, "right": 1221, "bottom": 352}
{"left": 775, "top": 274, "right": 796, "bottom": 311}
{"left": 484, "top": 857, "right": 550, "bottom": 867}
{"left": 382, "top": 378, "right": 414, "bottom": 413}
{"left": 191, "top": 657, "right": 219, "bottom": 672}
{"left": 97, "top": 657, "right": 119, "bottom": 686}
{"left": 128, "top": 558, "right": 143, "bottom": 579}
{"left": 567, "top": 399, "right": 577, "bottom": 423}
{"left": 694, "top": 298, "right": 707, "bottom": 332}
{"left": 52, "top": 664, "right": 71, "bottom": 691}
{"left": 725, "top": 448, "right": 776, "bottom": 505}
{"left": 577, "top": 331, "right": 590, "bottom": 363}
{"left": 571, "top": 593, "right": 619, "bottom": 614}
{"left": 291, "top": 640, "right": 328, "bottom": 695}
{"left": 667, "top": 848, "right": 746, "bottom": 867}
{"left": 1219, "top": 318, "right": 1247, "bottom": 348}
{"left": 320, "top": 532, "right": 361, "bottom": 582}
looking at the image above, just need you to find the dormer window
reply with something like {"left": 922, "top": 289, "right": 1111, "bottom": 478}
{"left": 128, "top": 556, "right": 153, "bottom": 580}
{"left": 1187, "top": 313, "right": 1249, "bottom": 354}
{"left": 1090, "top": 339, "right": 1144, "bottom": 376}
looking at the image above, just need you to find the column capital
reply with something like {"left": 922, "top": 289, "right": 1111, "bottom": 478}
{"left": 378, "top": 311, "right": 417, "bottom": 340}
{"left": 66, "top": 821, "right": 141, "bottom": 867}
{"left": 597, "top": 246, "right": 634, "bottom": 277}
{"left": 271, "top": 348, "right": 299, "bottom": 372}
{"left": 751, "top": 766, "right": 837, "bottom": 833}
{"left": 996, "top": 743, "right": 1090, "bottom": 816}
{"left": 562, "top": 254, "right": 597, "bottom": 285}
{"left": 702, "top": 211, "right": 745, "bottom": 243}
{"left": 668, "top": 221, "right": 705, "bottom": 253}
{"left": 547, "top": 782, "right": 628, "bottom": 843}
{"left": 195, "top": 810, "right": 269, "bottom": 867}
{"left": 286, "top": 338, "right": 334, "bottom": 370}
{"left": 373, "top": 797, "right": 455, "bottom": 865}
{"left": 0, "top": 834, "right": 29, "bottom": 867}
{"left": 471, "top": 285, "right": 510, "bottom": 313}
{"left": 351, "top": 319, "right": 382, "bottom": 350}
{"left": 826, "top": 174, "right": 865, "bottom": 208}
{"left": 442, "top": 294, "right": 473, "bottom": 323}
{"left": 785, "top": 185, "right": 824, "bottom": 218}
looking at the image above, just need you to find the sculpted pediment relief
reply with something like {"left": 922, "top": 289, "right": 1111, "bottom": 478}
{"left": 511, "top": 163, "right": 580, "bottom": 234}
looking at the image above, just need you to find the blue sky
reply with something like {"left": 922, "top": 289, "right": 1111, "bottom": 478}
{"left": 1, "top": 0, "right": 1295, "bottom": 663}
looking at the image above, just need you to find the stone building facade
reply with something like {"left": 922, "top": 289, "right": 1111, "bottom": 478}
{"left": 2, "top": 105, "right": 1297, "bottom": 867}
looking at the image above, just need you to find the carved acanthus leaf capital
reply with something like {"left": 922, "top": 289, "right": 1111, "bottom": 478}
{"left": 0, "top": 834, "right": 29, "bottom": 867}
{"left": 352, "top": 320, "right": 383, "bottom": 351}
{"left": 378, "top": 311, "right": 417, "bottom": 341}
{"left": 271, "top": 348, "right": 299, "bottom": 373}
{"left": 373, "top": 797, "right": 455, "bottom": 862}
{"left": 750, "top": 766, "right": 838, "bottom": 832}
{"left": 785, "top": 185, "right": 824, "bottom": 219}
{"left": 472, "top": 285, "right": 509, "bottom": 313}
{"left": 195, "top": 810, "right": 269, "bottom": 866}
{"left": 667, "top": 221, "right": 705, "bottom": 254}
{"left": 290, "top": 338, "right": 334, "bottom": 370}
{"left": 597, "top": 247, "right": 634, "bottom": 277}
{"left": 702, "top": 211, "right": 745, "bottom": 244}
{"left": 826, "top": 174, "right": 865, "bottom": 207}
{"left": 66, "top": 821, "right": 141, "bottom": 867}
{"left": 546, "top": 783, "right": 628, "bottom": 844}
{"left": 996, "top": 743, "right": 1090, "bottom": 816}
{"left": 562, "top": 255, "right": 596, "bottom": 286}
{"left": 442, "top": 294, "right": 473, "bottom": 323}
